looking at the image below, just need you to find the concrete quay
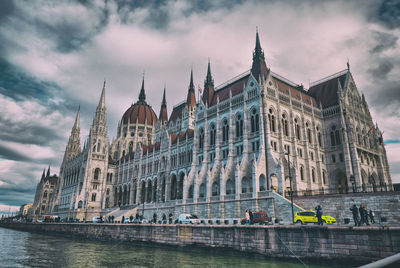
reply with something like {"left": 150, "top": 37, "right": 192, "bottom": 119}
{"left": 1, "top": 222, "right": 399, "bottom": 265}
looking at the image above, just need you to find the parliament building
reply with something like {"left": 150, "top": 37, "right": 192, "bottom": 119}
{"left": 49, "top": 32, "right": 392, "bottom": 222}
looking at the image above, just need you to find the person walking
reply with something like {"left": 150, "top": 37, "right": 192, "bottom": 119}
{"left": 363, "top": 206, "right": 370, "bottom": 226}
{"left": 122, "top": 215, "right": 125, "bottom": 224}
{"left": 249, "top": 210, "right": 253, "bottom": 225}
{"left": 315, "top": 205, "right": 323, "bottom": 225}
{"left": 359, "top": 205, "right": 364, "bottom": 226}
{"left": 369, "top": 210, "right": 375, "bottom": 224}
{"left": 245, "top": 210, "right": 250, "bottom": 225}
{"left": 350, "top": 204, "right": 359, "bottom": 226}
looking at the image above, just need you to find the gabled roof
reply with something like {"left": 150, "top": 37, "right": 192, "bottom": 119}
{"left": 308, "top": 70, "right": 348, "bottom": 108}
{"left": 272, "top": 74, "right": 318, "bottom": 107}
{"left": 210, "top": 73, "right": 250, "bottom": 106}
{"left": 169, "top": 102, "right": 186, "bottom": 123}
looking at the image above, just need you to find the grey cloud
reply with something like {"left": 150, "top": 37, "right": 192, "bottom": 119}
{"left": 0, "top": 0, "right": 15, "bottom": 24}
{"left": 377, "top": 0, "right": 400, "bottom": 29}
{"left": 370, "top": 31, "right": 398, "bottom": 54}
{"left": 368, "top": 80, "right": 400, "bottom": 115}
{"left": 0, "top": 187, "right": 36, "bottom": 207}
{"left": 368, "top": 59, "right": 394, "bottom": 79}
{"left": 0, "top": 145, "right": 31, "bottom": 162}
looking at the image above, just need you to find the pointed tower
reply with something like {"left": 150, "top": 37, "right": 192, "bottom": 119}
{"left": 91, "top": 80, "right": 107, "bottom": 138}
{"left": 46, "top": 165, "right": 50, "bottom": 177}
{"left": 187, "top": 68, "right": 196, "bottom": 109}
{"left": 159, "top": 86, "right": 168, "bottom": 124}
{"left": 251, "top": 30, "right": 269, "bottom": 82}
{"left": 138, "top": 75, "right": 146, "bottom": 103}
{"left": 63, "top": 107, "right": 81, "bottom": 163}
{"left": 41, "top": 168, "right": 46, "bottom": 180}
{"left": 202, "top": 60, "right": 214, "bottom": 106}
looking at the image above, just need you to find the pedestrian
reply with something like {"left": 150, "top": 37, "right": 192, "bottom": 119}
{"left": 169, "top": 213, "right": 173, "bottom": 224}
{"left": 363, "top": 206, "right": 370, "bottom": 226}
{"left": 350, "top": 204, "right": 359, "bottom": 226}
{"left": 369, "top": 210, "right": 375, "bottom": 224}
{"left": 245, "top": 210, "right": 250, "bottom": 225}
{"left": 111, "top": 215, "right": 114, "bottom": 223}
{"left": 153, "top": 213, "right": 157, "bottom": 224}
{"left": 162, "top": 214, "right": 166, "bottom": 224}
{"left": 122, "top": 216, "right": 125, "bottom": 224}
{"left": 359, "top": 205, "right": 364, "bottom": 225}
{"left": 130, "top": 215, "right": 133, "bottom": 223}
{"left": 249, "top": 209, "right": 253, "bottom": 225}
{"left": 315, "top": 205, "right": 323, "bottom": 225}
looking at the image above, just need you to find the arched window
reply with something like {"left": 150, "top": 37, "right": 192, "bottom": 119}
{"left": 94, "top": 168, "right": 101, "bottom": 180}
{"left": 212, "top": 181, "right": 219, "bottom": 196}
{"left": 236, "top": 114, "right": 243, "bottom": 138}
{"left": 241, "top": 176, "right": 253, "bottom": 193}
{"left": 222, "top": 119, "right": 229, "bottom": 142}
{"left": 311, "top": 168, "right": 316, "bottom": 183}
{"left": 317, "top": 126, "right": 322, "bottom": 147}
{"left": 78, "top": 200, "right": 83, "bottom": 208}
{"left": 106, "top": 188, "right": 110, "bottom": 195}
{"left": 188, "top": 185, "right": 193, "bottom": 199}
{"left": 250, "top": 108, "right": 259, "bottom": 133}
{"left": 209, "top": 123, "right": 216, "bottom": 146}
{"left": 43, "top": 191, "right": 47, "bottom": 198}
{"left": 335, "top": 128, "right": 341, "bottom": 145}
{"left": 199, "top": 128, "right": 204, "bottom": 149}
{"left": 282, "top": 113, "right": 289, "bottom": 137}
{"left": 295, "top": 118, "right": 301, "bottom": 140}
{"left": 91, "top": 193, "right": 96, "bottom": 201}
{"left": 330, "top": 126, "right": 337, "bottom": 146}
{"left": 259, "top": 175, "right": 266, "bottom": 191}
{"left": 306, "top": 122, "right": 312, "bottom": 144}
{"left": 300, "top": 166, "right": 304, "bottom": 181}
{"left": 128, "top": 142, "right": 133, "bottom": 153}
{"left": 322, "top": 170, "right": 326, "bottom": 185}
{"left": 226, "top": 179, "right": 235, "bottom": 195}
{"left": 199, "top": 183, "right": 206, "bottom": 198}
{"left": 268, "top": 108, "right": 276, "bottom": 133}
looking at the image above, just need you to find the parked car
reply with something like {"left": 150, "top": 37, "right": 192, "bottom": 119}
{"left": 294, "top": 210, "right": 336, "bottom": 224}
{"left": 241, "top": 211, "right": 269, "bottom": 225}
{"left": 176, "top": 214, "right": 200, "bottom": 224}
{"left": 92, "top": 216, "right": 103, "bottom": 223}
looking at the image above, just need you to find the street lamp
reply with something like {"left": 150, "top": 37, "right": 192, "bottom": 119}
{"left": 285, "top": 151, "right": 294, "bottom": 224}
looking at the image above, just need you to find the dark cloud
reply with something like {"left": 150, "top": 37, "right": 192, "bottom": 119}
{"left": 370, "top": 31, "right": 398, "bottom": 54}
{"left": 377, "top": 0, "right": 400, "bottom": 29}
{"left": 0, "top": 145, "right": 31, "bottom": 162}
{"left": 368, "top": 59, "right": 394, "bottom": 79}
{"left": 0, "top": 187, "right": 36, "bottom": 207}
{"left": 369, "top": 80, "right": 400, "bottom": 114}
{"left": 0, "top": 0, "right": 15, "bottom": 24}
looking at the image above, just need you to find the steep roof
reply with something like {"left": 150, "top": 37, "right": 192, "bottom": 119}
{"left": 308, "top": 70, "right": 348, "bottom": 108}
{"left": 169, "top": 102, "right": 186, "bottom": 123}
{"left": 210, "top": 73, "right": 250, "bottom": 106}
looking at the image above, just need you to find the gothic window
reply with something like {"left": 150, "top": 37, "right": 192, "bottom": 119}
{"left": 282, "top": 113, "right": 289, "bottom": 137}
{"left": 268, "top": 108, "right": 276, "bottom": 133}
{"left": 335, "top": 129, "right": 341, "bottom": 145}
{"left": 311, "top": 168, "right": 315, "bottom": 183}
{"left": 330, "top": 125, "right": 340, "bottom": 146}
{"left": 43, "top": 191, "right": 47, "bottom": 198}
{"left": 306, "top": 122, "right": 312, "bottom": 144}
{"left": 97, "top": 141, "right": 101, "bottom": 152}
{"left": 199, "top": 128, "right": 204, "bottom": 149}
{"left": 209, "top": 123, "right": 216, "bottom": 146}
{"left": 94, "top": 168, "right": 101, "bottom": 180}
{"left": 212, "top": 181, "right": 219, "bottom": 196}
{"left": 222, "top": 119, "right": 229, "bottom": 142}
{"left": 250, "top": 108, "right": 259, "bottom": 133}
{"left": 300, "top": 166, "right": 304, "bottom": 181}
{"left": 317, "top": 126, "right": 322, "bottom": 146}
{"left": 128, "top": 142, "right": 133, "bottom": 154}
{"left": 226, "top": 179, "right": 235, "bottom": 195}
{"left": 322, "top": 171, "right": 326, "bottom": 184}
{"left": 294, "top": 118, "right": 301, "bottom": 140}
{"left": 236, "top": 114, "right": 243, "bottom": 138}
{"left": 113, "top": 151, "right": 118, "bottom": 160}
{"left": 91, "top": 193, "right": 96, "bottom": 201}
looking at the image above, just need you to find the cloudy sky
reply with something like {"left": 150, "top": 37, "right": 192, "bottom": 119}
{"left": 0, "top": 0, "right": 399, "bottom": 213}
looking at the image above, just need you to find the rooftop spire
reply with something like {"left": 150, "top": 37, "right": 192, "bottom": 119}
{"left": 251, "top": 29, "right": 268, "bottom": 82}
{"left": 41, "top": 168, "right": 45, "bottom": 179}
{"left": 73, "top": 106, "right": 80, "bottom": 129}
{"left": 187, "top": 68, "right": 196, "bottom": 108}
{"left": 98, "top": 80, "right": 106, "bottom": 109}
{"left": 202, "top": 59, "right": 214, "bottom": 106}
{"left": 46, "top": 165, "right": 50, "bottom": 177}
{"left": 138, "top": 73, "right": 146, "bottom": 102}
{"left": 205, "top": 59, "right": 214, "bottom": 87}
{"left": 159, "top": 85, "right": 168, "bottom": 123}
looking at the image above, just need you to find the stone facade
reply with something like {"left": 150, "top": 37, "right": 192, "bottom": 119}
{"left": 3, "top": 223, "right": 400, "bottom": 265}
{"left": 30, "top": 167, "right": 58, "bottom": 219}
{"left": 50, "top": 31, "right": 392, "bottom": 222}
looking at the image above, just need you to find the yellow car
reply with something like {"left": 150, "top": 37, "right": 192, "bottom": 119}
{"left": 294, "top": 210, "right": 336, "bottom": 224}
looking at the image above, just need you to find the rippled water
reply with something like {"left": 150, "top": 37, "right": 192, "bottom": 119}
{"left": 0, "top": 227, "right": 334, "bottom": 268}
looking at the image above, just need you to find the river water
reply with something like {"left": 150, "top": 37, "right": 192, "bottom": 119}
{"left": 0, "top": 227, "right": 335, "bottom": 268}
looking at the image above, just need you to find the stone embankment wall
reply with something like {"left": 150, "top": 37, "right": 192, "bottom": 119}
{"left": 293, "top": 191, "right": 400, "bottom": 225}
{"left": 1, "top": 223, "right": 399, "bottom": 265}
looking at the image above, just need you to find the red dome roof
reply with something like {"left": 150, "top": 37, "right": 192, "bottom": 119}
{"left": 121, "top": 101, "right": 158, "bottom": 125}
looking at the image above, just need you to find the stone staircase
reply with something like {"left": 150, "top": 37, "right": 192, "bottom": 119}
{"left": 103, "top": 206, "right": 139, "bottom": 222}
{"left": 270, "top": 191, "right": 304, "bottom": 224}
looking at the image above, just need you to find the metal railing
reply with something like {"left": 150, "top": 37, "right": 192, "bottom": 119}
{"left": 286, "top": 184, "right": 392, "bottom": 197}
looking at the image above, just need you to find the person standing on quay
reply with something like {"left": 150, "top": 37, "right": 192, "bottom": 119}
{"left": 363, "top": 206, "right": 370, "bottom": 226}
{"left": 359, "top": 205, "right": 365, "bottom": 225}
{"left": 315, "top": 205, "right": 323, "bottom": 225}
{"left": 350, "top": 204, "right": 359, "bottom": 226}
{"left": 369, "top": 210, "right": 375, "bottom": 224}
{"left": 245, "top": 210, "right": 250, "bottom": 225}
{"left": 249, "top": 209, "right": 253, "bottom": 225}
{"left": 122, "top": 216, "right": 125, "bottom": 224}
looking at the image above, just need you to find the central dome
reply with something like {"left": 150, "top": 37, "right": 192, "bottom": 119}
{"left": 121, "top": 101, "right": 157, "bottom": 125}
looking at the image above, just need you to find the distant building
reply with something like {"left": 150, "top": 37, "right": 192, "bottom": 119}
{"left": 30, "top": 166, "right": 58, "bottom": 219}
{"left": 19, "top": 203, "right": 32, "bottom": 218}
{"left": 50, "top": 31, "right": 392, "bottom": 221}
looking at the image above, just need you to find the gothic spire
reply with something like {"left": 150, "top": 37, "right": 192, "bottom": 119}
{"left": 138, "top": 74, "right": 146, "bottom": 102}
{"left": 202, "top": 59, "right": 214, "bottom": 106}
{"left": 98, "top": 80, "right": 106, "bottom": 109}
{"left": 251, "top": 29, "right": 268, "bottom": 82}
{"left": 41, "top": 168, "right": 45, "bottom": 179}
{"left": 159, "top": 85, "right": 168, "bottom": 123}
{"left": 73, "top": 106, "right": 80, "bottom": 130}
{"left": 187, "top": 68, "right": 196, "bottom": 108}
{"left": 46, "top": 165, "right": 50, "bottom": 177}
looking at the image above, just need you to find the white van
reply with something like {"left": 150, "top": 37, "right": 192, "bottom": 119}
{"left": 92, "top": 216, "right": 102, "bottom": 223}
{"left": 177, "top": 214, "right": 200, "bottom": 224}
